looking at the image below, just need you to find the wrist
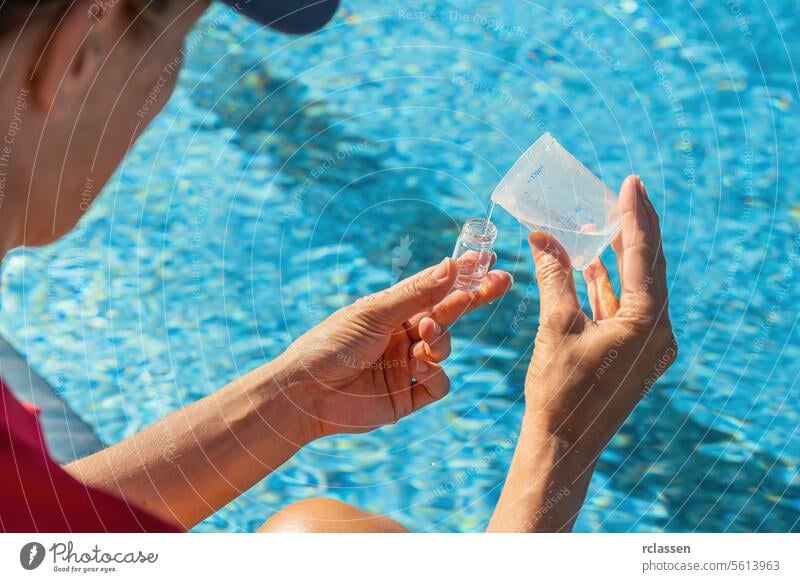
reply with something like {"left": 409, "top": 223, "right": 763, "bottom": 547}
{"left": 488, "top": 413, "right": 596, "bottom": 532}
{"left": 243, "top": 357, "right": 323, "bottom": 445}
{"left": 520, "top": 411, "right": 600, "bottom": 471}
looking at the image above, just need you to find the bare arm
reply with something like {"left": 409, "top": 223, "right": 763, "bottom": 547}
{"left": 66, "top": 259, "right": 511, "bottom": 530}
{"left": 488, "top": 424, "right": 594, "bottom": 532}
{"left": 65, "top": 360, "right": 315, "bottom": 529}
{"left": 489, "top": 176, "right": 677, "bottom": 532}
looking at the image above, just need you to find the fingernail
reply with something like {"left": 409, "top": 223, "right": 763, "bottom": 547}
{"left": 430, "top": 319, "right": 443, "bottom": 336}
{"left": 432, "top": 257, "right": 451, "bottom": 280}
{"left": 411, "top": 341, "right": 430, "bottom": 361}
{"left": 528, "top": 231, "right": 547, "bottom": 251}
{"left": 635, "top": 175, "right": 649, "bottom": 200}
{"left": 414, "top": 358, "right": 429, "bottom": 374}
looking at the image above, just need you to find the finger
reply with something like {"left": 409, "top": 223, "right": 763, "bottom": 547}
{"left": 418, "top": 316, "right": 445, "bottom": 345}
{"left": 637, "top": 179, "right": 669, "bottom": 311}
{"left": 404, "top": 269, "right": 511, "bottom": 344}
{"left": 583, "top": 258, "right": 619, "bottom": 320}
{"left": 384, "top": 325, "right": 413, "bottom": 421}
{"left": 427, "top": 269, "right": 513, "bottom": 328}
{"left": 640, "top": 180, "right": 661, "bottom": 235}
{"left": 413, "top": 319, "right": 451, "bottom": 362}
{"left": 411, "top": 336, "right": 451, "bottom": 363}
{"left": 528, "top": 231, "right": 584, "bottom": 328}
{"left": 409, "top": 359, "right": 450, "bottom": 412}
{"left": 611, "top": 231, "right": 623, "bottom": 283}
{"left": 411, "top": 332, "right": 451, "bottom": 362}
{"left": 356, "top": 257, "right": 456, "bottom": 331}
{"left": 617, "top": 176, "right": 662, "bottom": 317}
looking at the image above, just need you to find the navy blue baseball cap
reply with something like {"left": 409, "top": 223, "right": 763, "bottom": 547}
{"left": 221, "top": 0, "right": 340, "bottom": 34}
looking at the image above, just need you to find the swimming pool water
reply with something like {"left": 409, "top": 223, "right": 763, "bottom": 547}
{"left": 1, "top": 0, "right": 798, "bottom": 531}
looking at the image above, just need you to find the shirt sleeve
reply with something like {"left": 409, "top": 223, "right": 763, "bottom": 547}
{"left": 1, "top": 380, "right": 182, "bottom": 533}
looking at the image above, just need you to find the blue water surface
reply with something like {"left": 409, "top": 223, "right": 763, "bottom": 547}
{"left": 1, "top": 0, "right": 798, "bottom": 532}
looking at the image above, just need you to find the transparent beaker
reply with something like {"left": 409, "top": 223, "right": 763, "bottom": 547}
{"left": 491, "top": 133, "right": 620, "bottom": 270}
{"left": 452, "top": 217, "right": 497, "bottom": 292}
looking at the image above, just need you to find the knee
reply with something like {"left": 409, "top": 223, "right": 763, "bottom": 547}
{"left": 258, "top": 497, "right": 408, "bottom": 533}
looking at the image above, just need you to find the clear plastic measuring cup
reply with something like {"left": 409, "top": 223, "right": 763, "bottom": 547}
{"left": 491, "top": 133, "right": 621, "bottom": 270}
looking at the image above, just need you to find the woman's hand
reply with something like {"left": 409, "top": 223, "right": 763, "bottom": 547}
{"left": 489, "top": 175, "right": 676, "bottom": 532}
{"left": 275, "top": 258, "right": 513, "bottom": 437}
{"left": 525, "top": 175, "right": 677, "bottom": 460}
{"left": 68, "top": 256, "right": 510, "bottom": 529}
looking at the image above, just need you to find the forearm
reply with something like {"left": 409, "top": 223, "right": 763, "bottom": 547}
{"left": 66, "top": 360, "right": 316, "bottom": 529}
{"left": 487, "top": 417, "right": 596, "bottom": 532}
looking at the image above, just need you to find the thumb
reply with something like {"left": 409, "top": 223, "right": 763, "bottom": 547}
{"left": 528, "top": 231, "right": 582, "bottom": 326}
{"left": 355, "top": 258, "right": 456, "bottom": 330}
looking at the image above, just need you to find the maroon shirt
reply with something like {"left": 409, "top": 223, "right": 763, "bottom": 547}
{"left": 0, "top": 379, "right": 180, "bottom": 532}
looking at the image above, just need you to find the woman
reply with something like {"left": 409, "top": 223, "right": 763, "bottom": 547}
{"left": 0, "top": 0, "right": 676, "bottom": 532}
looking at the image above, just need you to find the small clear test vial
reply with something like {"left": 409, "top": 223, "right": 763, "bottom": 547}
{"left": 451, "top": 217, "right": 497, "bottom": 292}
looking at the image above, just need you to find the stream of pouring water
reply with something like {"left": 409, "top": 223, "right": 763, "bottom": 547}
{"left": 480, "top": 200, "right": 497, "bottom": 240}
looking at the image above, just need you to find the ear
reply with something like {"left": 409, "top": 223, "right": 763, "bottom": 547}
{"left": 31, "top": 0, "right": 125, "bottom": 117}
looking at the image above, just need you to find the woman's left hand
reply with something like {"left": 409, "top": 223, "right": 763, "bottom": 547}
{"left": 274, "top": 258, "right": 512, "bottom": 437}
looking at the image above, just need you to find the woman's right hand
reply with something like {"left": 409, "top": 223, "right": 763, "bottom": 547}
{"left": 524, "top": 175, "right": 677, "bottom": 462}
{"left": 273, "top": 257, "right": 512, "bottom": 438}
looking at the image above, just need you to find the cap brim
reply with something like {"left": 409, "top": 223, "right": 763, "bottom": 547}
{"left": 222, "top": 0, "right": 340, "bottom": 34}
